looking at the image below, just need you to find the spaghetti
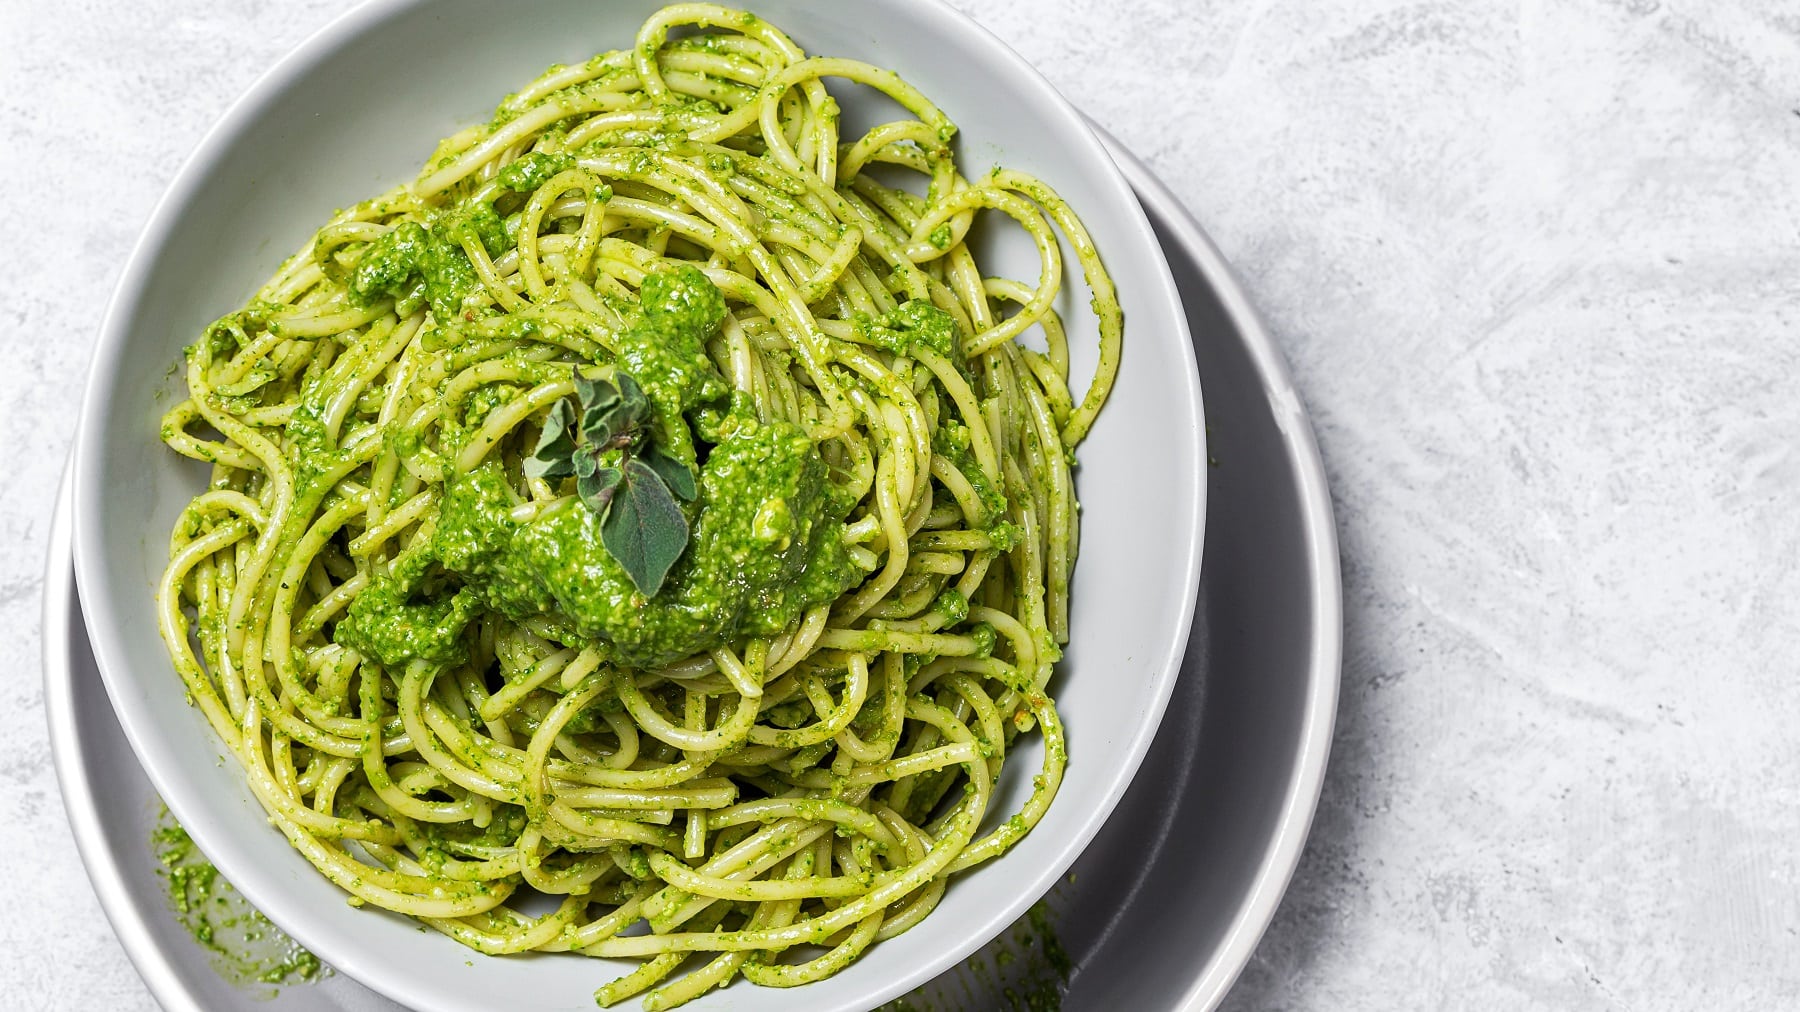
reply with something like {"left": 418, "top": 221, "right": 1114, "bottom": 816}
{"left": 156, "top": 4, "right": 1120, "bottom": 1006}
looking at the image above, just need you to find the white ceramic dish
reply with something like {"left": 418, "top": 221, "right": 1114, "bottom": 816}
{"left": 49, "top": 136, "right": 1339, "bottom": 1011}
{"left": 70, "top": 3, "right": 1202, "bottom": 1010}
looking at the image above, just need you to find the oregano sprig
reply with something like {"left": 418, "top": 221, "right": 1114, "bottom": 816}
{"left": 524, "top": 370, "right": 697, "bottom": 596}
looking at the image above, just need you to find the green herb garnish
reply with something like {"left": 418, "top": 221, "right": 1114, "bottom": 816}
{"left": 525, "top": 370, "right": 697, "bottom": 596}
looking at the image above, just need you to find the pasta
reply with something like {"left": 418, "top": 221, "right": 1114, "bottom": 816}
{"left": 154, "top": 4, "right": 1120, "bottom": 1006}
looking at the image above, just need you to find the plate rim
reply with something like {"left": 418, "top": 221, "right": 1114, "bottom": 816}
{"left": 42, "top": 468, "right": 205, "bottom": 1012}
{"left": 1103, "top": 141, "right": 1343, "bottom": 1011}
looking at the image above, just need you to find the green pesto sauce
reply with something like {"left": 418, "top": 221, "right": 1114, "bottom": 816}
{"left": 428, "top": 414, "right": 856, "bottom": 668}
{"left": 152, "top": 807, "right": 327, "bottom": 994}
{"left": 614, "top": 266, "right": 732, "bottom": 461}
{"left": 419, "top": 805, "right": 531, "bottom": 869}
{"left": 496, "top": 150, "right": 574, "bottom": 192}
{"left": 465, "top": 381, "right": 523, "bottom": 428}
{"left": 860, "top": 300, "right": 960, "bottom": 360}
{"left": 346, "top": 199, "right": 510, "bottom": 320}
{"left": 333, "top": 267, "right": 855, "bottom": 670}
{"left": 879, "top": 898, "right": 1070, "bottom": 1012}
{"left": 334, "top": 577, "right": 482, "bottom": 669}
{"left": 931, "top": 586, "right": 970, "bottom": 624}
{"left": 930, "top": 419, "right": 1017, "bottom": 538}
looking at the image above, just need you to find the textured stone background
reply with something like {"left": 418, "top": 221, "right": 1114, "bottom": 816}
{"left": 5, "top": 0, "right": 1798, "bottom": 1008}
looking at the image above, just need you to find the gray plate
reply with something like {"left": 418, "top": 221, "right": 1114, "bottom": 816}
{"left": 44, "top": 141, "right": 1340, "bottom": 1012}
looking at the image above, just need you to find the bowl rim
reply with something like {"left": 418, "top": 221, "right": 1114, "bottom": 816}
{"left": 70, "top": 1, "right": 1205, "bottom": 1008}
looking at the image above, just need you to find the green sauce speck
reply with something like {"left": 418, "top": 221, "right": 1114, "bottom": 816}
{"left": 878, "top": 897, "right": 1070, "bottom": 1011}
{"left": 152, "top": 806, "right": 328, "bottom": 995}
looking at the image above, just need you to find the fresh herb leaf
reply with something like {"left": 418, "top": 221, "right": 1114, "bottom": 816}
{"left": 643, "top": 446, "right": 697, "bottom": 502}
{"left": 574, "top": 372, "right": 621, "bottom": 440}
{"left": 524, "top": 399, "right": 577, "bottom": 479}
{"left": 576, "top": 372, "right": 656, "bottom": 450}
{"left": 578, "top": 464, "right": 623, "bottom": 514}
{"left": 602, "top": 458, "right": 690, "bottom": 597}
{"left": 525, "top": 367, "right": 695, "bottom": 596}
{"left": 571, "top": 444, "right": 600, "bottom": 479}
{"left": 600, "top": 374, "right": 653, "bottom": 447}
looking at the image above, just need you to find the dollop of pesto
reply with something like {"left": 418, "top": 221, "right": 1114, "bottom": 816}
{"left": 328, "top": 266, "right": 856, "bottom": 670}
{"left": 333, "top": 576, "right": 482, "bottom": 669}
{"left": 614, "top": 265, "right": 732, "bottom": 462}
{"left": 432, "top": 415, "right": 855, "bottom": 668}
{"left": 346, "top": 199, "right": 510, "bottom": 320}
{"left": 862, "top": 299, "right": 961, "bottom": 359}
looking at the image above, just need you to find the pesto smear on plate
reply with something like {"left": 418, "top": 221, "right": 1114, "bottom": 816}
{"left": 152, "top": 807, "right": 326, "bottom": 994}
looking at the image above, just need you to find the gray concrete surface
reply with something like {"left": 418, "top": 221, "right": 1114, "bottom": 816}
{"left": 4, "top": 0, "right": 1797, "bottom": 1008}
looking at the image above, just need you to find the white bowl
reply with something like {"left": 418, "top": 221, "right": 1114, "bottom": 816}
{"left": 72, "top": 2, "right": 1204, "bottom": 1009}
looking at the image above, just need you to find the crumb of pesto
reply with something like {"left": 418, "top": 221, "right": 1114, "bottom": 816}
{"left": 878, "top": 897, "right": 1070, "bottom": 1010}
{"left": 152, "top": 806, "right": 328, "bottom": 995}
